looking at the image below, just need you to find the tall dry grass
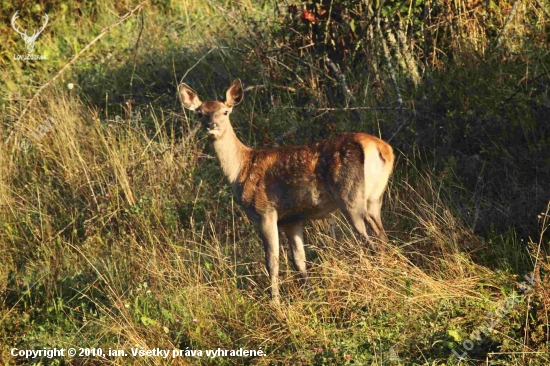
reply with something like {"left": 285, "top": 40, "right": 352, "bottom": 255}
{"left": 1, "top": 86, "right": 547, "bottom": 363}
{"left": 0, "top": 0, "right": 548, "bottom": 364}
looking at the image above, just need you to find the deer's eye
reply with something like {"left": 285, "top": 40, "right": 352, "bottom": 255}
{"left": 223, "top": 111, "right": 229, "bottom": 116}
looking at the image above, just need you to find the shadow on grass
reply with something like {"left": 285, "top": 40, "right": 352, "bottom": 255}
{"left": 76, "top": 40, "right": 549, "bottom": 253}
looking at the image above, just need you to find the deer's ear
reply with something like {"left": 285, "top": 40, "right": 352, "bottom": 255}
{"left": 226, "top": 79, "right": 243, "bottom": 107}
{"left": 178, "top": 83, "right": 202, "bottom": 110}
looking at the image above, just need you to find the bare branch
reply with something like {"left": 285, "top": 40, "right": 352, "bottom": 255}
{"left": 277, "top": 105, "right": 406, "bottom": 111}
{"left": 243, "top": 85, "right": 297, "bottom": 93}
{"left": 497, "top": 0, "right": 522, "bottom": 47}
{"left": 325, "top": 56, "right": 357, "bottom": 106}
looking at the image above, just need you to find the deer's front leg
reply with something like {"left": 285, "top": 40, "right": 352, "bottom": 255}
{"left": 280, "top": 221, "right": 310, "bottom": 287}
{"left": 259, "top": 212, "right": 280, "bottom": 305}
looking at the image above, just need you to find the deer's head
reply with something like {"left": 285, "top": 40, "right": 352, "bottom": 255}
{"left": 11, "top": 11, "right": 49, "bottom": 54}
{"left": 178, "top": 79, "right": 243, "bottom": 140}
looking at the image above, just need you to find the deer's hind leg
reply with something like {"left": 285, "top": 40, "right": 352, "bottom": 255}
{"left": 339, "top": 198, "right": 387, "bottom": 252}
{"left": 330, "top": 180, "right": 373, "bottom": 244}
{"left": 366, "top": 198, "right": 388, "bottom": 243}
{"left": 363, "top": 166, "right": 390, "bottom": 244}
{"left": 330, "top": 170, "right": 388, "bottom": 251}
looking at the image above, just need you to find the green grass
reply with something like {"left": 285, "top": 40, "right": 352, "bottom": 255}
{"left": 1, "top": 0, "right": 549, "bottom": 364}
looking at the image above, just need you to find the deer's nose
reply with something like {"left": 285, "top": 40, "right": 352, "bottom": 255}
{"left": 202, "top": 119, "right": 217, "bottom": 129}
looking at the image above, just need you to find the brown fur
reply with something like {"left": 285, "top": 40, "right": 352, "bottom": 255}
{"left": 234, "top": 133, "right": 392, "bottom": 223}
{"left": 179, "top": 79, "right": 394, "bottom": 305}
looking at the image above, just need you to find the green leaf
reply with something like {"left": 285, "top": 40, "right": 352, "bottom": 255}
{"left": 161, "top": 308, "right": 174, "bottom": 322}
{"left": 141, "top": 316, "right": 157, "bottom": 326}
{"left": 447, "top": 329, "right": 462, "bottom": 342}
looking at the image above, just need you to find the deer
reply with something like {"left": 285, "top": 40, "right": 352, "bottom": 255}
{"left": 178, "top": 79, "right": 394, "bottom": 305}
{"left": 11, "top": 11, "right": 49, "bottom": 54}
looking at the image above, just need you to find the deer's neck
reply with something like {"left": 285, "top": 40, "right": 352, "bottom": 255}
{"left": 212, "top": 125, "right": 250, "bottom": 184}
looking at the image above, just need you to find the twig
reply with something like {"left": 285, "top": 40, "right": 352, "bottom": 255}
{"left": 243, "top": 85, "right": 297, "bottom": 93}
{"left": 325, "top": 56, "right": 362, "bottom": 121}
{"left": 325, "top": 57, "right": 357, "bottom": 106}
{"left": 7, "top": 1, "right": 147, "bottom": 143}
{"left": 376, "top": 11, "right": 404, "bottom": 133}
{"left": 264, "top": 55, "right": 306, "bottom": 85}
{"left": 129, "top": 9, "right": 145, "bottom": 95}
{"left": 376, "top": 18, "right": 403, "bottom": 108}
{"left": 501, "top": 71, "right": 549, "bottom": 105}
{"left": 277, "top": 105, "right": 406, "bottom": 111}
{"left": 396, "top": 20, "right": 421, "bottom": 85}
{"left": 179, "top": 47, "right": 217, "bottom": 84}
{"left": 497, "top": 0, "right": 521, "bottom": 47}
{"left": 387, "top": 115, "right": 410, "bottom": 143}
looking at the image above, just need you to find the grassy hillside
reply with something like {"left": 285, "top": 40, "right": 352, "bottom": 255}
{"left": 1, "top": 0, "right": 549, "bottom": 364}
